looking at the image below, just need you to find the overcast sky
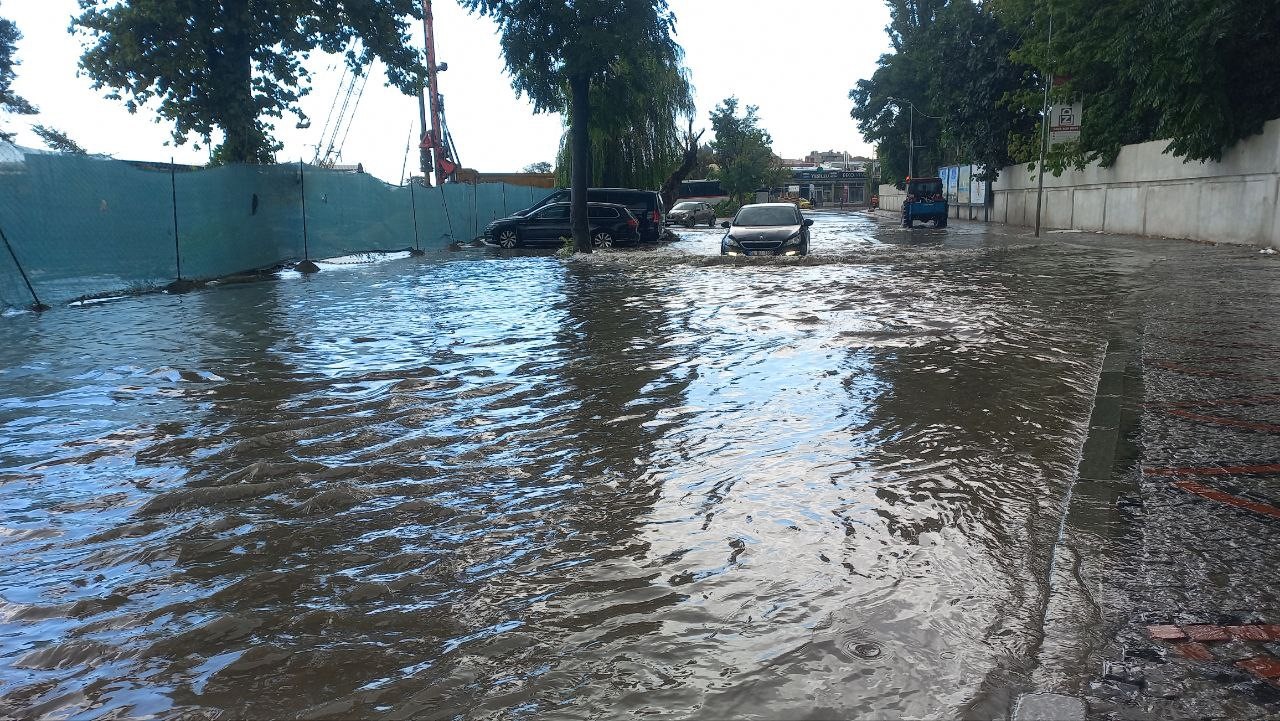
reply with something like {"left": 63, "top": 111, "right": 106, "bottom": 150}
{"left": 4, "top": 0, "right": 891, "bottom": 184}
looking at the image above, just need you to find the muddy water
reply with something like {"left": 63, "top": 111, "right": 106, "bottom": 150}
{"left": 1, "top": 212, "right": 1138, "bottom": 719}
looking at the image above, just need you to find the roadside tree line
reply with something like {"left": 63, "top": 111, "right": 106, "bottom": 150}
{"left": 852, "top": 0, "right": 1280, "bottom": 184}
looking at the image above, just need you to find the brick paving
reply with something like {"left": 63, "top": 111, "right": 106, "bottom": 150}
{"left": 1083, "top": 242, "right": 1280, "bottom": 718}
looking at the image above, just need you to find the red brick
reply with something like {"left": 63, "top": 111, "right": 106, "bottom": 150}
{"left": 1236, "top": 656, "right": 1280, "bottom": 679}
{"left": 1147, "top": 624, "right": 1187, "bottom": 641}
{"left": 1228, "top": 625, "right": 1271, "bottom": 641}
{"left": 1174, "top": 642, "right": 1215, "bottom": 661}
{"left": 1182, "top": 625, "right": 1231, "bottom": 642}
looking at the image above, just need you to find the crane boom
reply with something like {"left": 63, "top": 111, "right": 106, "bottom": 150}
{"left": 418, "top": 0, "right": 457, "bottom": 186}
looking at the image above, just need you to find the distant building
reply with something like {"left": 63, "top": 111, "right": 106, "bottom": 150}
{"left": 770, "top": 151, "right": 882, "bottom": 207}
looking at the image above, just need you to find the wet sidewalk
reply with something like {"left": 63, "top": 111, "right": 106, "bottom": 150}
{"left": 1081, "top": 243, "right": 1280, "bottom": 719}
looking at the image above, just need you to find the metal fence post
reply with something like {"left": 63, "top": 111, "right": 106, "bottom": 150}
{"left": 297, "top": 159, "right": 319, "bottom": 273}
{"left": 0, "top": 224, "right": 47, "bottom": 312}
{"left": 409, "top": 179, "right": 424, "bottom": 256}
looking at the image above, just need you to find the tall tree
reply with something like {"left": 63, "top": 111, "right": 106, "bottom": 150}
{"left": 925, "top": 1, "right": 1036, "bottom": 179}
{"left": 708, "top": 97, "right": 787, "bottom": 205}
{"left": 0, "top": 12, "right": 36, "bottom": 143}
{"left": 552, "top": 53, "right": 694, "bottom": 194}
{"left": 74, "top": 0, "right": 426, "bottom": 163}
{"left": 460, "top": 0, "right": 680, "bottom": 253}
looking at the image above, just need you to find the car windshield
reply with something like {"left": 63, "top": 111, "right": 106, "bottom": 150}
{"left": 672, "top": 202, "right": 698, "bottom": 211}
{"left": 734, "top": 206, "right": 800, "bottom": 227}
{"left": 909, "top": 180, "right": 943, "bottom": 196}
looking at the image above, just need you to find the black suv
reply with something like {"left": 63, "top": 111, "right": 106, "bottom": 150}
{"left": 518, "top": 188, "right": 665, "bottom": 243}
{"left": 486, "top": 202, "right": 639, "bottom": 248}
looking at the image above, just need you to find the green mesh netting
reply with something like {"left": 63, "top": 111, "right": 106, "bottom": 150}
{"left": 0, "top": 151, "right": 551, "bottom": 309}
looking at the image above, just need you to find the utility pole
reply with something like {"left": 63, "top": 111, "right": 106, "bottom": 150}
{"left": 889, "top": 97, "right": 938, "bottom": 179}
{"left": 1034, "top": 8, "right": 1053, "bottom": 237}
{"left": 908, "top": 103, "right": 914, "bottom": 178}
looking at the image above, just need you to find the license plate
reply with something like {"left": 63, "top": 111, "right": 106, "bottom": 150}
{"left": 747, "top": 250, "right": 773, "bottom": 257}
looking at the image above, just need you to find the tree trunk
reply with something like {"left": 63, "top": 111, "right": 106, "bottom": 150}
{"left": 659, "top": 119, "right": 704, "bottom": 210}
{"left": 569, "top": 73, "right": 592, "bottom": 254}
{"left": 208, "top": 0, "right": 261, "bottom": 163}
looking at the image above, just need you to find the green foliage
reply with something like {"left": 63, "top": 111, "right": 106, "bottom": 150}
{"left": 850, "top": 0, "right": 1033, "bottom": 184}
{"left": 1, "top": 13, "right": 36, "bottom": 143}
{"left": 457, "top": 0, "right": 679, "bottom": 113}
{"left": 73, "top": 0, "right": 426, "bottom": 164}
{"left": 856, "top": 0, "right": 1280, "bottom": 182}
{"left": 32, "top": 125, "right": 87, "bottom": 154}
{"left": 708, "top": 97, "right": 787, "bottom": 204}
{"left": 712, "top": 199, "right": 740, "bottom": 217}
{"left": 855, "top": 0, "right": 1274, "bottom": 180}
{"left": 556, "top": 234, "right": 575, "bottom": 258}
{"left": 522, "top": 161, "right": 553, "bottom": 173}
{"left": 998, "top": 0, "right": 1280, "bottom": 168}
{"left": 552, "top": 52, "right": 693, "bottom": 190}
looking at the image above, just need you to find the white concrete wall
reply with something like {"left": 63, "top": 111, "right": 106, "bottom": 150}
{"left": 877, "top": 184, "right": 905, "bottom": 212}
{"left": 992, "top": 117, "right": 1280, "bottom": 248}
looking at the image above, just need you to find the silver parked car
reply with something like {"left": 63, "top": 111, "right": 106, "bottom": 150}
{"left": 666, "top": 200, "right": 717, "bottom": 227}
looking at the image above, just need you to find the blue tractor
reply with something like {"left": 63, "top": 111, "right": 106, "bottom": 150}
{"left": 902, "top": 176, "right": 948, "bottom": 228}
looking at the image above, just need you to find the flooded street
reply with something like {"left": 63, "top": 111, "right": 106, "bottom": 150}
{"left": 1, "top": 212, "right": 1149, "bottom": 719}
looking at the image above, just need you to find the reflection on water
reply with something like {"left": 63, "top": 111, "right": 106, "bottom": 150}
{"left": 1, "top": 212, "right": 1136, "bottom": 718}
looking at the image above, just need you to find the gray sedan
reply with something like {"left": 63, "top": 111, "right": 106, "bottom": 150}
{"left": 666, "top": 201, "right": 717, "bottom": 227}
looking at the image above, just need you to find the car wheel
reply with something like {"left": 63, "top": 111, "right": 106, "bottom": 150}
{"left": 495, "top": 228, "right": 520, "bottom": 248}
{"left": 592, "top": 230, "right": 614, "bottom": 249}
{"left": 707, "top": 215, "right": 716, "bottom": 228}
{"left": 937, "top": 217, "right": 948, "bottom": 228}
{"left": 682, "top": 216, "right": 694, "bottom": 228}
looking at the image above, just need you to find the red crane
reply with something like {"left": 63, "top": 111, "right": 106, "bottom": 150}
{"left": 418, "top": 0, "right": 459, "bottom": 186}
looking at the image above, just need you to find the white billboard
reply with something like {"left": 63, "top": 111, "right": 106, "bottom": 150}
{"left": 1049, "top": 102, "right": 1082, "bottom": 145}
{"left": 970, "top": 166, "right": 987, "bottom": 205}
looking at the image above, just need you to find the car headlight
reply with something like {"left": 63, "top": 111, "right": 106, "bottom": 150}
{"left": 782, "top": 232, "right": 802, "bottom": 246}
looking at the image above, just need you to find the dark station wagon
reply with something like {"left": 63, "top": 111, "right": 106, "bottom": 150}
{"left": 516, "top": 188, "right": 666, "bottom": 243}
{"left": 486, "top": 202, "right": 640, "bottom": 249}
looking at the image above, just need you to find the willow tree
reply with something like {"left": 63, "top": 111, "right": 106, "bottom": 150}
{"left": 74, "top": 0, "right": 426, "bottom": 163}
{"left": 459, "top": 0, "right": 680, "bottom": 253}
{"left": 553, "top": 53, "right": 694, "bottom": 192}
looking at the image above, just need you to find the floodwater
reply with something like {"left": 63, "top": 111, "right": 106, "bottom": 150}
{"left": 1, "top": 212, "right": 1142, "bottom": 719}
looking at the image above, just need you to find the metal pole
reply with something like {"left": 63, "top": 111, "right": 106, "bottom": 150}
{"left": 438, "top": 183, "right": 455, "bottom": 242}
{"left": 0, "top": 224, "right": 46, "bottom": 311}
{"left": 908, "top": 104, "right": 914, "bottom": 178}
{"left": 409, "top": 179, "right": 423, "bottom": 254}
{"left": 1034, "top": 10, "right": 1053, "bottom": 238}
{"left": 296, "top": 159, "right": 319, "bottom": 272}
{"left": 300, "top": 159, "right": 310, "bottom": 259}
{"left": 170, "top": 157, "right": 182, "bottom": 281}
